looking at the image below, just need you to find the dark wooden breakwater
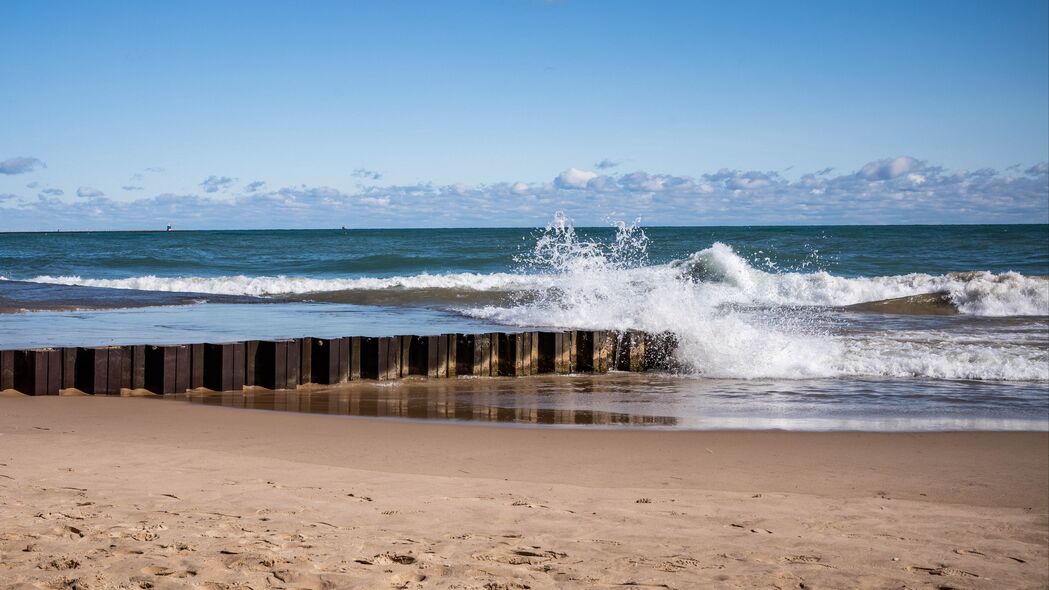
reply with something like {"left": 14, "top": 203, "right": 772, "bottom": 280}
{"left": 0, "top": 331, "right": 678, "bottom": 396}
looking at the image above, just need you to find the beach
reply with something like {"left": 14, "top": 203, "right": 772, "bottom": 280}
{"left": 1, "top": 394, "right": 1046, "bottom": 589}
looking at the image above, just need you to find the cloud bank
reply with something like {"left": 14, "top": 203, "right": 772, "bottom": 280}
{"left": 0, "top": 156, "right": 1046, "bottom": 230}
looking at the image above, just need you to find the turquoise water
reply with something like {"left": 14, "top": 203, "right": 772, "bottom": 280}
{"left": 1, "top": 222, "right": 1047, "bottom": 430}
{"left": 1, "top": 224, "right": 1046, "bottom": 280}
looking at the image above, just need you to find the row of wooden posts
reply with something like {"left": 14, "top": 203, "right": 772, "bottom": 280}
{"left": 0, "top": 330, "right": 677, "bottom": 396}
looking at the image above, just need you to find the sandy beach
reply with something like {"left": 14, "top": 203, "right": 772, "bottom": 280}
{"left": 0, "top": 394, "right": 1045, "bottom": 589}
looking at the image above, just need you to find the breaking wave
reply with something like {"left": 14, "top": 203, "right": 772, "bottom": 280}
{"left": 19, "top": 239, "right": 1046, "bottom": 318}
{"left": 12, "top": 214, "right": 1048, "bottom": 381}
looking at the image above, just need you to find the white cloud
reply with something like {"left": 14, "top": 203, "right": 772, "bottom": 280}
{"left": 555, "top": 167, "right": 598, "bottom": 189}
{"left": 510, "top": 182, "right": 532, "bottom": 195}
{"left": 76, "top": 186, "right": 104, "bottom": 198}
{"left": 858, "top": 156, "right": 920, "bottom": 180}
{"left": 1, "top": 157, "right": 1046, "bottom": 230}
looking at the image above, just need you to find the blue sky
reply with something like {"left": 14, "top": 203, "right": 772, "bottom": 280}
{"left": 1, "top": 0, "right": 1047, "bottom": 229}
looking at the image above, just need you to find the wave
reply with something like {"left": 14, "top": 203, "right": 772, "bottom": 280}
{"left": 463, "top": 215, "right": 1048, "bottom": 382}
{"left": 17, "top": 272, "right": 550, "bottom": 298}
{"left": 16, "top": 245, "right": 1047, "bottom": 318}
{"left": 10, "top": 214, "right": 1047, "bottom": 382}
{"left": 673, "top": 243, "right": 1049, "bottom": 316}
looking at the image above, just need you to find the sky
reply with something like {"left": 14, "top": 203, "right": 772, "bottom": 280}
{"left": 1, "top": 0, "right": 1047, "bottom": 230}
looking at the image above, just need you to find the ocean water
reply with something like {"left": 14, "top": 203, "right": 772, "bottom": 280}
{"left": 1, "top": 218, "right": 1047, "bottom": 430}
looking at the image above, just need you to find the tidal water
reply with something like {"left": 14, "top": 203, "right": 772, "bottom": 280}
{"left": 2, "top": 221, "right": 1047, "bottom": 430}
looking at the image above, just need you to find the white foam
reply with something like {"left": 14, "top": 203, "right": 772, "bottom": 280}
{"left": 15, "top": 216, "right": 1048, "bottom": 382}
{"left": 465, "top": 217, "right": 1048, "bottom": 382}
{"left": 22, "top": 272, "right": 549, "bottom": 297}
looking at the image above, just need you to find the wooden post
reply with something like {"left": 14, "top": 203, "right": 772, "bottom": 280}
{"left": 232, "top": 342, "right": 245, "bottom": 390}
{"left": 529, "top": 332, "right": 539, "bottom": 375}
{"left": 643, "top": 331, "right": 678, "bottom": 370}
{"left": 626, "top": 331, "right": 646, "bottom": 371}
{"left": 286, "top": 338, "right": 300, "bottom": 388}
{"left": 441, "top": 334, "right": 453, "bottom": 378}
{"left": 495, "top": 333, "right": 513, "bottom": 376}
{"left": 249, "top": 340, "right": 290, "bottom": 390}
{"left": 13, "top": 349, "right": 58, "bottom": 395}
{"left": 399, "top": 336, "right": 411, "bottom": 378}
{"left": 515, "top": 334, "right": 526, "bottom": 376}
{"left": 428, "top": 335, "right": 441, "bottom": 378}
{"left": 573, "top": 331, "right": 593, "bottom": 372}
{"left": 0, "top": 350, "right": 13, "bottom": 390}
{"left": 309, "top": 338, "right": 328, "bottom": 384}
{"left": 116, "top": 346, "right": 132, "bottom": 392}
{"left": 444, "top": 333, "right": 457, "bottom": 373}
{"left": 190, "top": 343, "right": 205, "bottom": 389}
{"left": 595, "top": 330, "right": 612, "bottom": 373}
{"left": 62, "top": 347, "right": 77, "bottom": 390}
{"left": 47, "top": 349, "right": 61, "bottom": 393}
{"left": 453, "top": 334, "right": 469, "bottom": 376}
{"left": 143, "top": 345, "right": 177, "bottom": 394}
{"left": 360, "top": 337, "right": 378, "bottom": 380}
{"left": 131, "top": 345, "right": 146, "bottom": 389}
{"left": 299, "top": 337, "right": 313, "bottom": 385}
{"left": 244, "top": 341, "right": 258, "bottom": 387}
{"left": 349, "top": 337, "right": 363, "bottom": 380}
{"left": 471, "top": 334, "right": 488, "bottom": 376}
{"left": 377, "top": 337, "right": 389, "bottom": 380}
{"left": 175, "top": 345, "right": 191, "bottom": 393}
{"left": 340, "top": 337, "right": 353, "bottom": 382}
{"left": 569, "top": 331, "right": 578, "bottom": 372}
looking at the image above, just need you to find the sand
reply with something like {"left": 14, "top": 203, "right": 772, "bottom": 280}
{"left": 0, "top": 395, "right": 1046, "bottom": 589}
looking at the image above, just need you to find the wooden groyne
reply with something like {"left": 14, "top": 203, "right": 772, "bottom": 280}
{"left": 0, "top": 330, "right": 678, "bottom": 396}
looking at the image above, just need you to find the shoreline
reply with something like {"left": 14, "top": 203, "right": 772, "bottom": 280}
{"left": 1, "top": 396, "right": 1046, "bottom": 588}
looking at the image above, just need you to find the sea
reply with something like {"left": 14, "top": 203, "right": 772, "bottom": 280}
{"left": 1, "top": 217, "right": 1047, "bottom": 431}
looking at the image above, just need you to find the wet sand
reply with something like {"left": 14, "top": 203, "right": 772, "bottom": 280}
{"left": 0, "top": 395, "right": 1046, "bottom": 589}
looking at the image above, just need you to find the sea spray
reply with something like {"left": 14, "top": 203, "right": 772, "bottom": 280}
{"left": 465, "top": 215, "right": 1048, "bottom": 381}
{"left": 10, "top": 218, "right": 1047, "bottom": 381}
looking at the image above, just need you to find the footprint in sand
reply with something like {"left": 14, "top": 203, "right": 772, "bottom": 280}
{"left": 41, "top": 556, "right": 81, "bottom": 570}
{"left": 908, "top": 565, "right": 979, "bottom": 578}
{"left": 372, "top": 552, "right": 417, "bottom": 565}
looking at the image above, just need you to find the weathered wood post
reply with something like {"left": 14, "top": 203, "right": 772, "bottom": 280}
{"left": 61, "top": 347, "right": 77, "bottom": 390}
{"left": 536, "top": 332, "right": 557, "bottom": 373}
{"left": 143, "top": 345, "right": 187, "bottom": 394}
{"left": 129, "top": 345, "right": 146, "bottom": 389}
{"left": 427, "top": 335, "right": 441, "bottom": 377}
{"left": 250, "top": 340, "right": 297, "bottom": 390}
{"left": 496, "top": 333, "right": 516, "bottom": 376}
{"left": 643, "top": 331, "right": 679, "bottom": 370}
{"left": 348, "top": 336, "right": 362, "bottom": 380}
{"left": 299, "top": 337, "right": 313, "bottom": 385}
{"left": 307, "top": 338, "right": 343, "bottom": 385}
{"left": 377, "top": 336, "right": 401, "bottom": 380}
{"left": 573, "top": 331, "right": 594, "bottom": 372}
{"left": 338, "top": 337, "right": 351, "bottom": 383}
{"left": 12, "top": 349, "right": 61, "bottom": 395}
{"left": 0, "top": 350, "right": 14, "bottom": 390}
{"left": 189, "top": 344, "right": 205, "bottom": 389}
{"left": 359, "top": 337, "right": 380, "bottom": 380}
{"left": 442, "top": 334, "right": 455, "bottom": 378}
{"left": 595, "top": 330, "right": 613, "bottom": 373}
{"left": 619, "top": 331, "right": 646, "bottom": 371}
{"left": 203, "top": 343, "right": 245, "bottom": 392}
{"left": 470, "top": 334, "right": 484, "bottom": 376}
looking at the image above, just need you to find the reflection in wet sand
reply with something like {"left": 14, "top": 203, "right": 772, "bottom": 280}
{"left": 173, "top": 375, "right": 679, "bottom": 427}
{"left": 167, "top": 371, "right": 1049, "bottom": 431}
